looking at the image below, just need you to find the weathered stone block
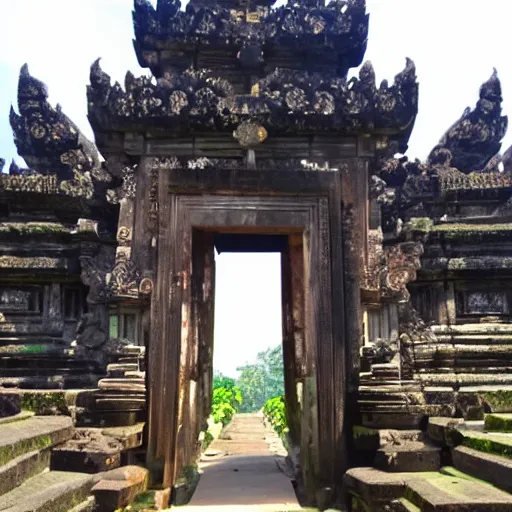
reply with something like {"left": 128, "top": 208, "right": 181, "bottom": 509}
{"left": 374, "top": 442, "right": 441, "bottom": 472}
{"left": 453, "top": 445, "right": 512, "bottom": 494}
{"left": 427, "top": 417, "right": 464, "bottom": 446}
{"left": 91, "top": 465, "right": 149, "bottom": 512}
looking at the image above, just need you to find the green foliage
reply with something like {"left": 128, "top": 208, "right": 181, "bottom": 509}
{"left": 236, "top": 345, "right": 284, "bottom": 412}
{"left": 263, "top": 395, "right": 288, "bottom": 436}
{"left": 211, "top": 377, "right": 242, "bottom": 426}
{"left": 213, "top": 374, "right": 236, "bottom": 390}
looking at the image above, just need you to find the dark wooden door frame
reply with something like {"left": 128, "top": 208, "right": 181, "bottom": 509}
{"left": 147, "top": 169, "right": 347, "bottom": 497}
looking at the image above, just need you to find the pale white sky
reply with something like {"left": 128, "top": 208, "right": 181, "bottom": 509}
{"left": 1, "top": 0, "right": 511, "bottom": 375}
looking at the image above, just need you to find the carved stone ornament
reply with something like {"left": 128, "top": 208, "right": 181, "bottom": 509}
{"left": 382, "top": 241, "right": 423, "bottom": 302}
{"left": 88, "top": 58, "right": 417, "bottom": 147}
{"left": 139, "top": 277, "right": 154, "bottom": 296}
{"left": 117, "top": 227, "right": 132, "bottom": 244}
{"left": 362, "top": 228, "right": 384, "bottom": 297}
{"left": 107, "top": 165, "right": 137, "bottom": 205}
{"left": 79, "top": 244, "right": 116, "bottom": 303}
{"left": 133, "top": 0, "right": 369, "bottom": 71}
{"left": 428, "top": 70, "right": 508, "bottom": 173}
{"left": 107, "top": 252, "right": 141, "bottom": 299}
{"left": 233, "top": 122, "right": 268, "bottom": 148}
{"left": 10, "top": 65, "right": 104, "bottom": 182}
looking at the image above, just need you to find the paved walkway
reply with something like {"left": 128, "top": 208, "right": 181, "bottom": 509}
{"left": 181, "top": 413, "right": 302, "bottom": 511}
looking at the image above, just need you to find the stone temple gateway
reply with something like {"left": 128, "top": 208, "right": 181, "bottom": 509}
{"left": 1, "top": 0, "right": 512, "bottom": 510}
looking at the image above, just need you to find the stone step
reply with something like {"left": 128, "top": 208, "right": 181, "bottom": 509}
{"left": 0, "top": 416, "right": 74, "bottom": 466}
{"left": 458, "top": 427, "right": 512, "bottom": 457}
{"left": 416, "top": 373, "right": 512, "bottom": 387}
{"left": 427, "top": 417, "right": 464, "bottom": 446}
{"left": 406, "top": 471, "right": 512, "bottom": 511}
{"left": 95, "top": 398, "right": 146, "bottom": 411}
{"left": 106, "top": 363, "right": 138, "bottom": 373}
{"left": 97, "top": 378, "right": 145, "bottom": 392}
{"left": 91, "top": 465, "right": 148, "bottom": 511}
{"left": 353, "top": 426, "right": 424, "bottom": 452}
{"left": 459, "top": 386, "right": 512, "bottom": 413}
{"left": 431, "top": 324, "right": 512, "bottom": 335}
{"left": 124, "top": 371, "right": 145, "bottom": 379}
{"left": 373, "top": 441, "right": 441, "bottom": 472}
{"left": 452, "top": 446, "right": 512, "bottom": 494}
{"left": 484, "top": 413, "right": 512, "bottom": 432}
{"left": 0, "top": 470, "right": 95, "bottom": 512}
{"left": 344, "top": 467, "right": 512, "bottom": 511}
{"left": 0, "top": 374, "right": 102, "bottom": 389}
{"left": 0, "top": 410, "right": 33, "bottom": 425}
{"left": 0, "top": 449, "right": 51, "bottom": 496}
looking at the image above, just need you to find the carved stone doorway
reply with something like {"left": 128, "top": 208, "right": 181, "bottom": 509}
{"left": 147, "top": 170, "right": 348, "bottom": 504}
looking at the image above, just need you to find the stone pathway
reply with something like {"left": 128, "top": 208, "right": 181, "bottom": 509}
{"left": 180, "top": 413, "right": 302, "bottom": 511}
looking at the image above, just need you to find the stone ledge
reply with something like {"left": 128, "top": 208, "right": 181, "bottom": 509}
{"left": 453, "top": 445, "right": 512, "bottom": 494}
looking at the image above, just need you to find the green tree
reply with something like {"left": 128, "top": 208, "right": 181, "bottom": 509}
{"left": 236, "top": 345, "right": 284, "bottom": 412}
{"left": 213, "top": 373, "right": 236, "bottom": 390}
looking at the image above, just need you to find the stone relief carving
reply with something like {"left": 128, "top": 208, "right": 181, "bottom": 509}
{"left": 107, "top": 251, "right": 141, "bottom": 299}
{"left": 381, "top": 242, "right": 423, "bottom": 302}
{"left": 79, "top": 244, "right": 116, "bottom": 304}
{"left": 362, "top": 228, "right": 384, "bottom": 296}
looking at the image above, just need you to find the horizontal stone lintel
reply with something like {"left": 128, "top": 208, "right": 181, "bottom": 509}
{"left": 116, "top": 133, "right": 373, "bottom": 158}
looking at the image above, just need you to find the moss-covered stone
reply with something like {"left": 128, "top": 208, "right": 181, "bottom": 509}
{"left": 480, "top": 391, "right": 512, "bottom": 413}
{"left": 353, "top": 425, "right": 378, "bottom": 439}
{"left": 439, "top": 466, "right": 489, "bottom": 485}
{"left": 461, "top": 431, "right": 512, "bottom": 459}
{"left": 405, "top": 217, "right": 434, "bottom": 232}
{"left": 0, "top": 434, "right": 52, "bottom": 466}
{"left": 432, "top": 223, "right": 512, "bottom": 234}
{"left": 20, "top": 392, "right": 69, "bottom": 416}
{"left": 0, "top": 222, "right": 70, "bottom": 236}
{"left": 484, "top": 414, "right": 512, "bottom": 433}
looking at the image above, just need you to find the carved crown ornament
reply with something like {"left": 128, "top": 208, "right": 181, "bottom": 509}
{"left": 87, "top": 58, "right": 418, "bottom": 146}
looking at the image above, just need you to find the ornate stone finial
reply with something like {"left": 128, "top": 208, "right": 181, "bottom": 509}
{"left": 428, "top": 69, "right": 508, "bottom": 174}
{"left": 10, "top": 64, "right": 105, "bottom": 183}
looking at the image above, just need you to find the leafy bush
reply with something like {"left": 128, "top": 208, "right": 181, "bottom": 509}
{"left": 211, "top": 383, "right": 242, "bottom": 427}
{"left": 263, "top": 395, "right": 288, "bottom": 436}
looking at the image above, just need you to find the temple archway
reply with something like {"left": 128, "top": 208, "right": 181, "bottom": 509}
{"left": 145, "top": 168, "right": 354, "bottom": 503}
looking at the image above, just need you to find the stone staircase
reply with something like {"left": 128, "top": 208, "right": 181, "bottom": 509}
{"left": 80, "top": 345, "right": 146, "bottom": 428}
{"left": 345, "top": 414, "right": 512, "bottom": 510}
{"left": 0, "top": 412, "right": 96, "bottom": 511}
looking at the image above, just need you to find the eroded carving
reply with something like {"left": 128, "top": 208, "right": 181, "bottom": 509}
{"left": 382, "top": 242, "right": 423, "bottom": 302}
